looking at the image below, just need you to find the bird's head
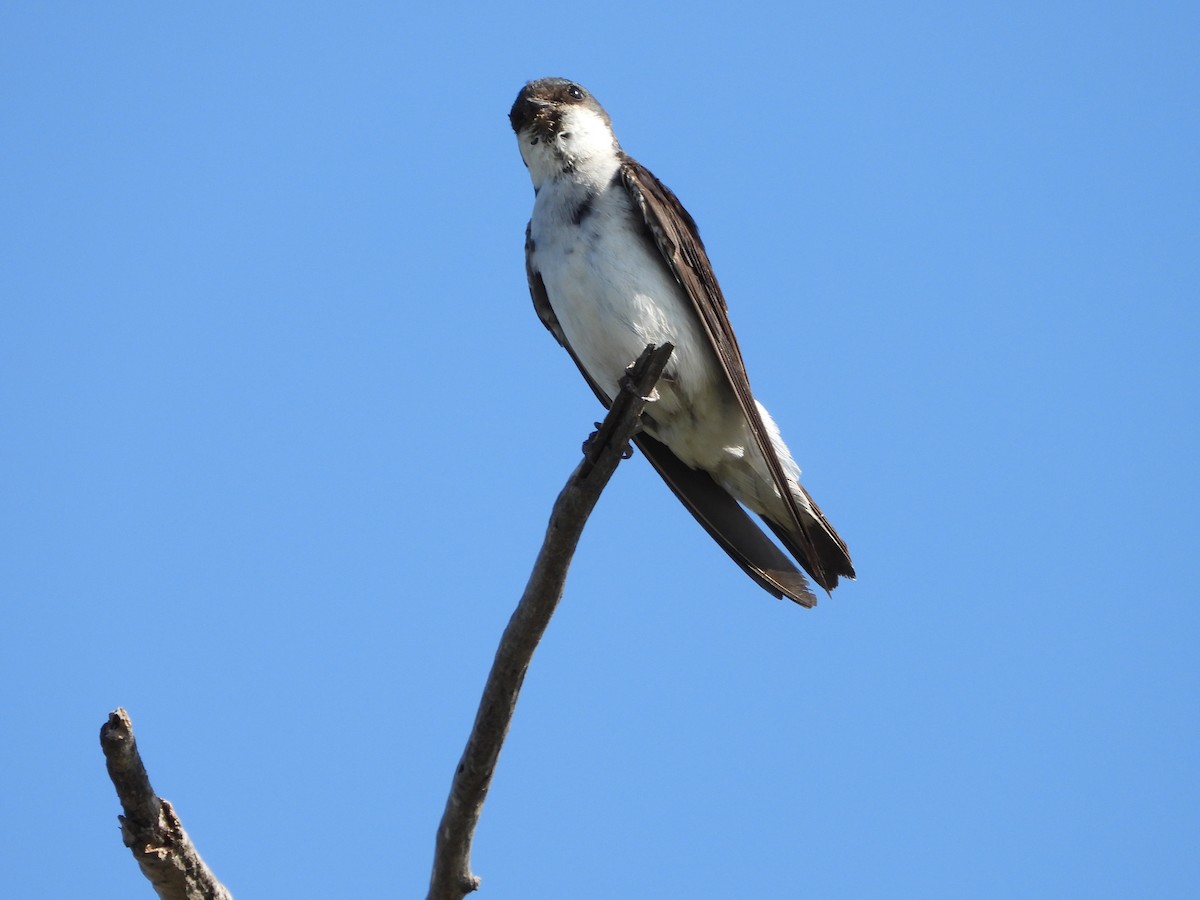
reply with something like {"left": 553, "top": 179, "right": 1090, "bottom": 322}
{"left": 510, "top": 78, "right": 618, "bottom": 189}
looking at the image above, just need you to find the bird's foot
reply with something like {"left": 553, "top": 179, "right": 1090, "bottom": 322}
{"left": 582, "top": 423, "right": 636, "bottom": 460}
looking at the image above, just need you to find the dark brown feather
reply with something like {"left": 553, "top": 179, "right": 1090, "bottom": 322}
{"left": 617, "top": 158, "right": 854, "bottom": 591}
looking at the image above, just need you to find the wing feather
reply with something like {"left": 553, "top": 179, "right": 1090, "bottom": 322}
{"left": 618, "top": 159, "right": 853, "bottom": 590}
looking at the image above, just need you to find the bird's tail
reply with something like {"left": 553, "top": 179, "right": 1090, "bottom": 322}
{"left": 764, "top": 486, "right": 855, "bottom": 593}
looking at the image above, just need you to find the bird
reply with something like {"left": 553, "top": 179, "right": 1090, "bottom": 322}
{"left": 510, "top": 78, "right": 854, "bottom": 607}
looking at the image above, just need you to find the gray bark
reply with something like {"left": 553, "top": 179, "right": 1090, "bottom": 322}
{"left": 100, "top": 708, "right": 233, "bottom": 900}
{"left": 427, "top": 343, "right": 674, "bottom": 899}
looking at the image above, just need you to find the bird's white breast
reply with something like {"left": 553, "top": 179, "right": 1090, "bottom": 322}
{"left": 529, "top": 176, "right": 753, "bottom": 479}
{"left": 531, "top": 182, "right": 703, "bottom": 394}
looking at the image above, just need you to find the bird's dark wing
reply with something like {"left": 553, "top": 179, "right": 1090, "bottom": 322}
{"left": 618, "top": 158, "right": 854, "bottom": 592}
{"left": 526, "top": 223, "right": 569, "bottom": 348}
{"left": 525, "top": 223, "right": 819, "bottom": 606}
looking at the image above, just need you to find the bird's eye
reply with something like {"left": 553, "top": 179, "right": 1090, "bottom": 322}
{"left": 568, "top": 85, "right": 584, "bottom": 100}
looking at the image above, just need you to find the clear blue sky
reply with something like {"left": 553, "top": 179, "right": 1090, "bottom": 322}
{"left": 2, "top": 3, "right": 1196, "bottom": 897}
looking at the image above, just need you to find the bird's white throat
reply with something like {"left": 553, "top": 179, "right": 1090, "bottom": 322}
{"left": 519, "top": 105, "right": 621, "bottom": 193}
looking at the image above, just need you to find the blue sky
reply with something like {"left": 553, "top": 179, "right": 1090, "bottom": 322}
{"left": 2, "top": 3, "right": 1197, "bottom": 897}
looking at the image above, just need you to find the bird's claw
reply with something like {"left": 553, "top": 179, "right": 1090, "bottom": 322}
{"left": 582, "top": 422, "right": 636, "bottom": 460}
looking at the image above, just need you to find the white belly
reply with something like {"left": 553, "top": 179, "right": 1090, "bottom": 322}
{"left": 541, "top": 227, "right": 696, "bottom": 388}
{"left": 530, "top": 188, "right": 742, "bottom": 469}
{"left": 529, "top": 181, "right": 805, "bottom": 519}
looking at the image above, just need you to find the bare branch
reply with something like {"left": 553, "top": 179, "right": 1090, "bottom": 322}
{"left": 100, "top": 708, "right": 233, "bottom": 900}
{"left": 427, "top": 342, "right": 675, "bottom": 900}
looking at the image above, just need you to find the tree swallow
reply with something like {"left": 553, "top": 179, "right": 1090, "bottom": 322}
{"left": 510, "top": 78, "right": 854, "bottom": 607}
